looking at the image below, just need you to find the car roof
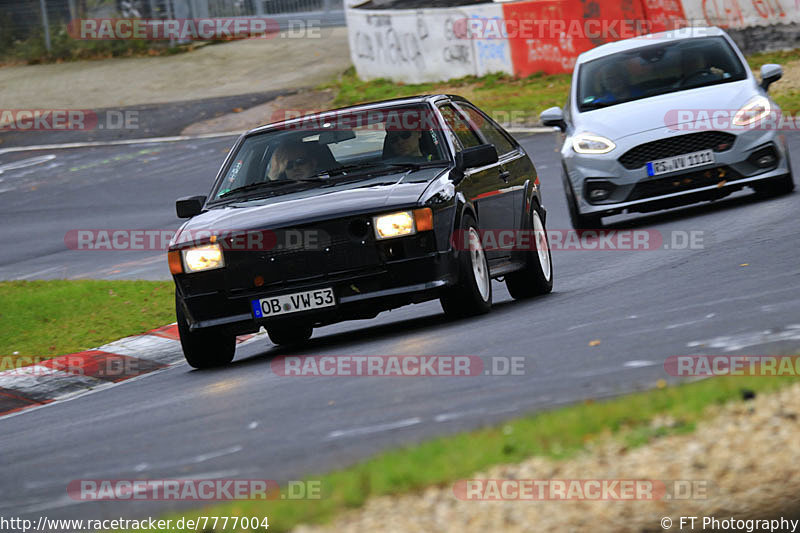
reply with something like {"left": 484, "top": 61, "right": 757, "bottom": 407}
{"left": 246, "top": 94, "right": 457, "bottom": 135}
{"left": 577, "top": 26, "right": 728, "bottom": 63}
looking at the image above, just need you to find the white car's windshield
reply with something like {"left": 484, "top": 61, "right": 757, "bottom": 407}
{"left": 577, "top": 36, "right": 748, "bottom": 112}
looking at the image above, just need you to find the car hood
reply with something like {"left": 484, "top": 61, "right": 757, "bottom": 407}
{"left": 574, "top": 80, "right": 756, "bottom": 141}
{"left": 173, "top": 167, "right": 447, "bottom": 244}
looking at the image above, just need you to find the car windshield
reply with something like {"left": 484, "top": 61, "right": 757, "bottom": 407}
{"left": 577, "top": 36, "right": 748, "bottom": 112}
{"left": 209, "top": 105, "right": 449, "bottom": 202}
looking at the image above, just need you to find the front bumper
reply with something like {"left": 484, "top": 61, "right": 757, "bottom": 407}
{"left": 176, "top": 250, "right": 457, "bottom": 334}
{"left": 565, "top": 127, "right": 791, "bottom": 216}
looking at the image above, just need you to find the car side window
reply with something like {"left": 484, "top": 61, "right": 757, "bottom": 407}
{"left": 438, "top": 104, "right": 481, "bottom": 152}
{"left": 458, "top": 104, "right": 516, "bottom": 156}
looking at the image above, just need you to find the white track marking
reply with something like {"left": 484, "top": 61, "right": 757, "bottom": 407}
{"left": 0, "top": 154, "right": 56, "bottom": 174}
{"left": 623, "top": 360, "right": 658, "bottom": 368}
{"left": 0, "top": 131, "right": 242, "bottom": 156}
{"left": 687, "top": 325, "right": 800, "bottom": 352}
{"left": 325, "top": 417, "right": 421, "bottom": 440}
{"left": 192, "top": 445, "right": 244, "bottom": 464}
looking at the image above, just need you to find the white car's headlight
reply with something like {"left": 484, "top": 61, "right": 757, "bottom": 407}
{"left": 572, "top": 133, "right": 616, "bottom": 154}
{"left": 733, "top": 95, "right": 771, "bottom": 126}
{"left": 182, "top": 243, "right": 225, "bottom": 273}
{"left": 373, "top": 208, "right": 433, "bottom": 240}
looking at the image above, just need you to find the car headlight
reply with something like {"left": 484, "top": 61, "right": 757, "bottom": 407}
{"left": 572, "top": 133, "right": 616, "bottom": 154}
{"left": 182, "top": 243, "right": 225, "bottom": 273}
{"left": 373, "top": 208, "right": 433, "bottom": 240}
{"left": 733, "top": 95, "right": 771, "bottom": 126}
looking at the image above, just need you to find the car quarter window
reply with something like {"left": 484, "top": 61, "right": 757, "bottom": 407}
{"left": 457, "top": 104, "right": 516, "bottom": 156}
{"left": 437, "top": 104, "right": 482, "bottom": 152}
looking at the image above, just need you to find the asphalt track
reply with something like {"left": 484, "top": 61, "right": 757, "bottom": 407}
{"left": 2, "top": 132, "right": 800, "bottom": 523}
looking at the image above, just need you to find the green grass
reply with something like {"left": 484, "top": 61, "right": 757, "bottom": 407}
{"left": 119, "top": 374, "right": 796, "bottom": 533}
{"left": 321, "top": 67, "right": 572, "bottom": 125}
{"left": 322, "top": 49, "right": 800, "bottom": 122}
{"left": 0, "top": 280, "right": 175, "bottom": 361}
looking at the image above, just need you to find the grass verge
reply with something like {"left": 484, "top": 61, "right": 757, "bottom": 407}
{"left": 322, "top": 68, "right": 572, "bottom": 125}
{"left": 125, "top": 374, "right": 797, "bottom": 533}
{"left": 321, "top": 49, "right": 800, "bottom": 121}
{"left": 0, "top": 280, "right": 175, "bottom": 361}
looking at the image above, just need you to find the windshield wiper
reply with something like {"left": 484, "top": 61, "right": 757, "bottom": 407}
{"left": 383, "top": 161, "right": 447, "bottom": 170}
{"left": 310, "top": 160, "right": 445, "bottom": 180}
{"left": 580, "top": 101, "right": 618, "bottom": 111}
{"left": 217, "top": 179, "right": 312, "bottom": 199}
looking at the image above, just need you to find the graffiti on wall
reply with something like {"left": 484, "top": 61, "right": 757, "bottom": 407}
{"left": 503, "top": 0, "right": 646, "bottom": 76}
{"left": 353, "top": 13, "right": 427, "bottom": 71}
{"left": 348, "top": 5, "right": 514, "bottom": 83}
{"left": 681, "top": 0, "right": 798, "bottom": 28}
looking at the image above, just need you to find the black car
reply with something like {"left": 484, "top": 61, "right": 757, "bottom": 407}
{"left": 168, "top": 95, "right": 553, "bottom": 368}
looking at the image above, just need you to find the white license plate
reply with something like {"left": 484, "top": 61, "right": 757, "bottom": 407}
{"left": 646, "top": 149, "right": 715, "bottom": 176}
{"left": 251, "top": 288, "right": 335, "bottom": 318}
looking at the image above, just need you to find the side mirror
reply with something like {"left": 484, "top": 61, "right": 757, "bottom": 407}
{"left": 456, "top": 144, "right": 498, "bottom": 170}
{"left": 540, "top": 106, "right": 566, "bottom": 131}
{"left": 760, "top": 63, "right": 782, "bottom": 91}
{"left": 176, "top": 195, "right": 206, "bottom": 218}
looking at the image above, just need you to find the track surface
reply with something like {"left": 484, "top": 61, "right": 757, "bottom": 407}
{"left": 2, "top": 132, "right": 800, "bottom": 522}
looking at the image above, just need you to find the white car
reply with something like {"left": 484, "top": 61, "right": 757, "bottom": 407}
{"left": 541, "top": 27, "right": 794, "bottom": 229}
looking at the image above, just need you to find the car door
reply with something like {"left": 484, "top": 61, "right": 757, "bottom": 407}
{"left": 455, "top": 102, "right": 532, "bottom": 233}
{"left": 437, "top": 103, "right": 512, "bottom": 263}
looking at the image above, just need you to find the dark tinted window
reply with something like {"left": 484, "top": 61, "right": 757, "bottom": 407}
{"left": 459, "top": 104, "right": 516, "bottom": 156}
{"left": 577, "top": 36, "right": 747, "bottom": 112}
{"left": 438, "top": 104, "right": 481, "bottom": 151}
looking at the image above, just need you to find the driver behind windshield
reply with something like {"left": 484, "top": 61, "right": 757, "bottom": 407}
{"left": 383, "top": 129, "right": 426, "bottom": 161}
{"left": 595, "top": 62, "right": 643, "bottom": 104}
{"left": 267, "top": 140, "right": 321, "bottom": 181}
{"left": 681, "top": 53, "right": 725, "bottom": 83}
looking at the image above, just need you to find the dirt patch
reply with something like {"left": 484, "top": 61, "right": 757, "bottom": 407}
{"left": 293, "top": 383, "right": 800, "bottom": 532}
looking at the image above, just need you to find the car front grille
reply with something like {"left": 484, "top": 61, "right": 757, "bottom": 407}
{"left": 618, "top": 131, "right": 736, "bottom": 170}
{"left": 223, "top": 218, "right": 382, "bottom": 292}
{"left": 628, "top": 166, "right": 744, "bottom": 201}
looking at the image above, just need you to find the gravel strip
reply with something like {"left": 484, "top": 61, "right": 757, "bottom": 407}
{"left": 294, "top": 383, "right": 800, "bottom": 532}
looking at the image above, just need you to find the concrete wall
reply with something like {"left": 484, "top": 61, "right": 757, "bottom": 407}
{"left": 346, "top": 0, "right": 799, "bottom": 83}
{"left": 346, "top": 4, "right": 513, "bottom": 83}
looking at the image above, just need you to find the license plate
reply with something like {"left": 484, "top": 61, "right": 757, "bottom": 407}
{"left": 251, "top": 288, "right": 335, "bottom": 318}
{"left": 646, "top": 149, "right": 715, "bottom": 176}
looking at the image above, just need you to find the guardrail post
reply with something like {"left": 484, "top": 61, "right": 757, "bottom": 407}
{"left": 39, "top": 0, "right": 51, "bottom": 52}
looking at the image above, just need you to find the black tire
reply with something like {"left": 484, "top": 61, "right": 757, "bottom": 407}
{"left": 563, "top": 173, "right": 602, "bottom": 229}
{"left": 268, "top": 324, "right": 313, "bottom": 346}
{"left": 176, "top": 294, "right": 235, "bottom": 369}
{"left": 754, "top": 173, "right": 795, "bottom": 196}
{"left": 506, "top": 204, "right": 553, "bottom": 299}
{"left": 440, "top": 214, "right": 492, "bottom": 318}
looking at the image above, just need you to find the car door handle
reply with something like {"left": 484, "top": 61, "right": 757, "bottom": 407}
{"left": 498, "top": 170, "right": 511, "bottom": 182}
